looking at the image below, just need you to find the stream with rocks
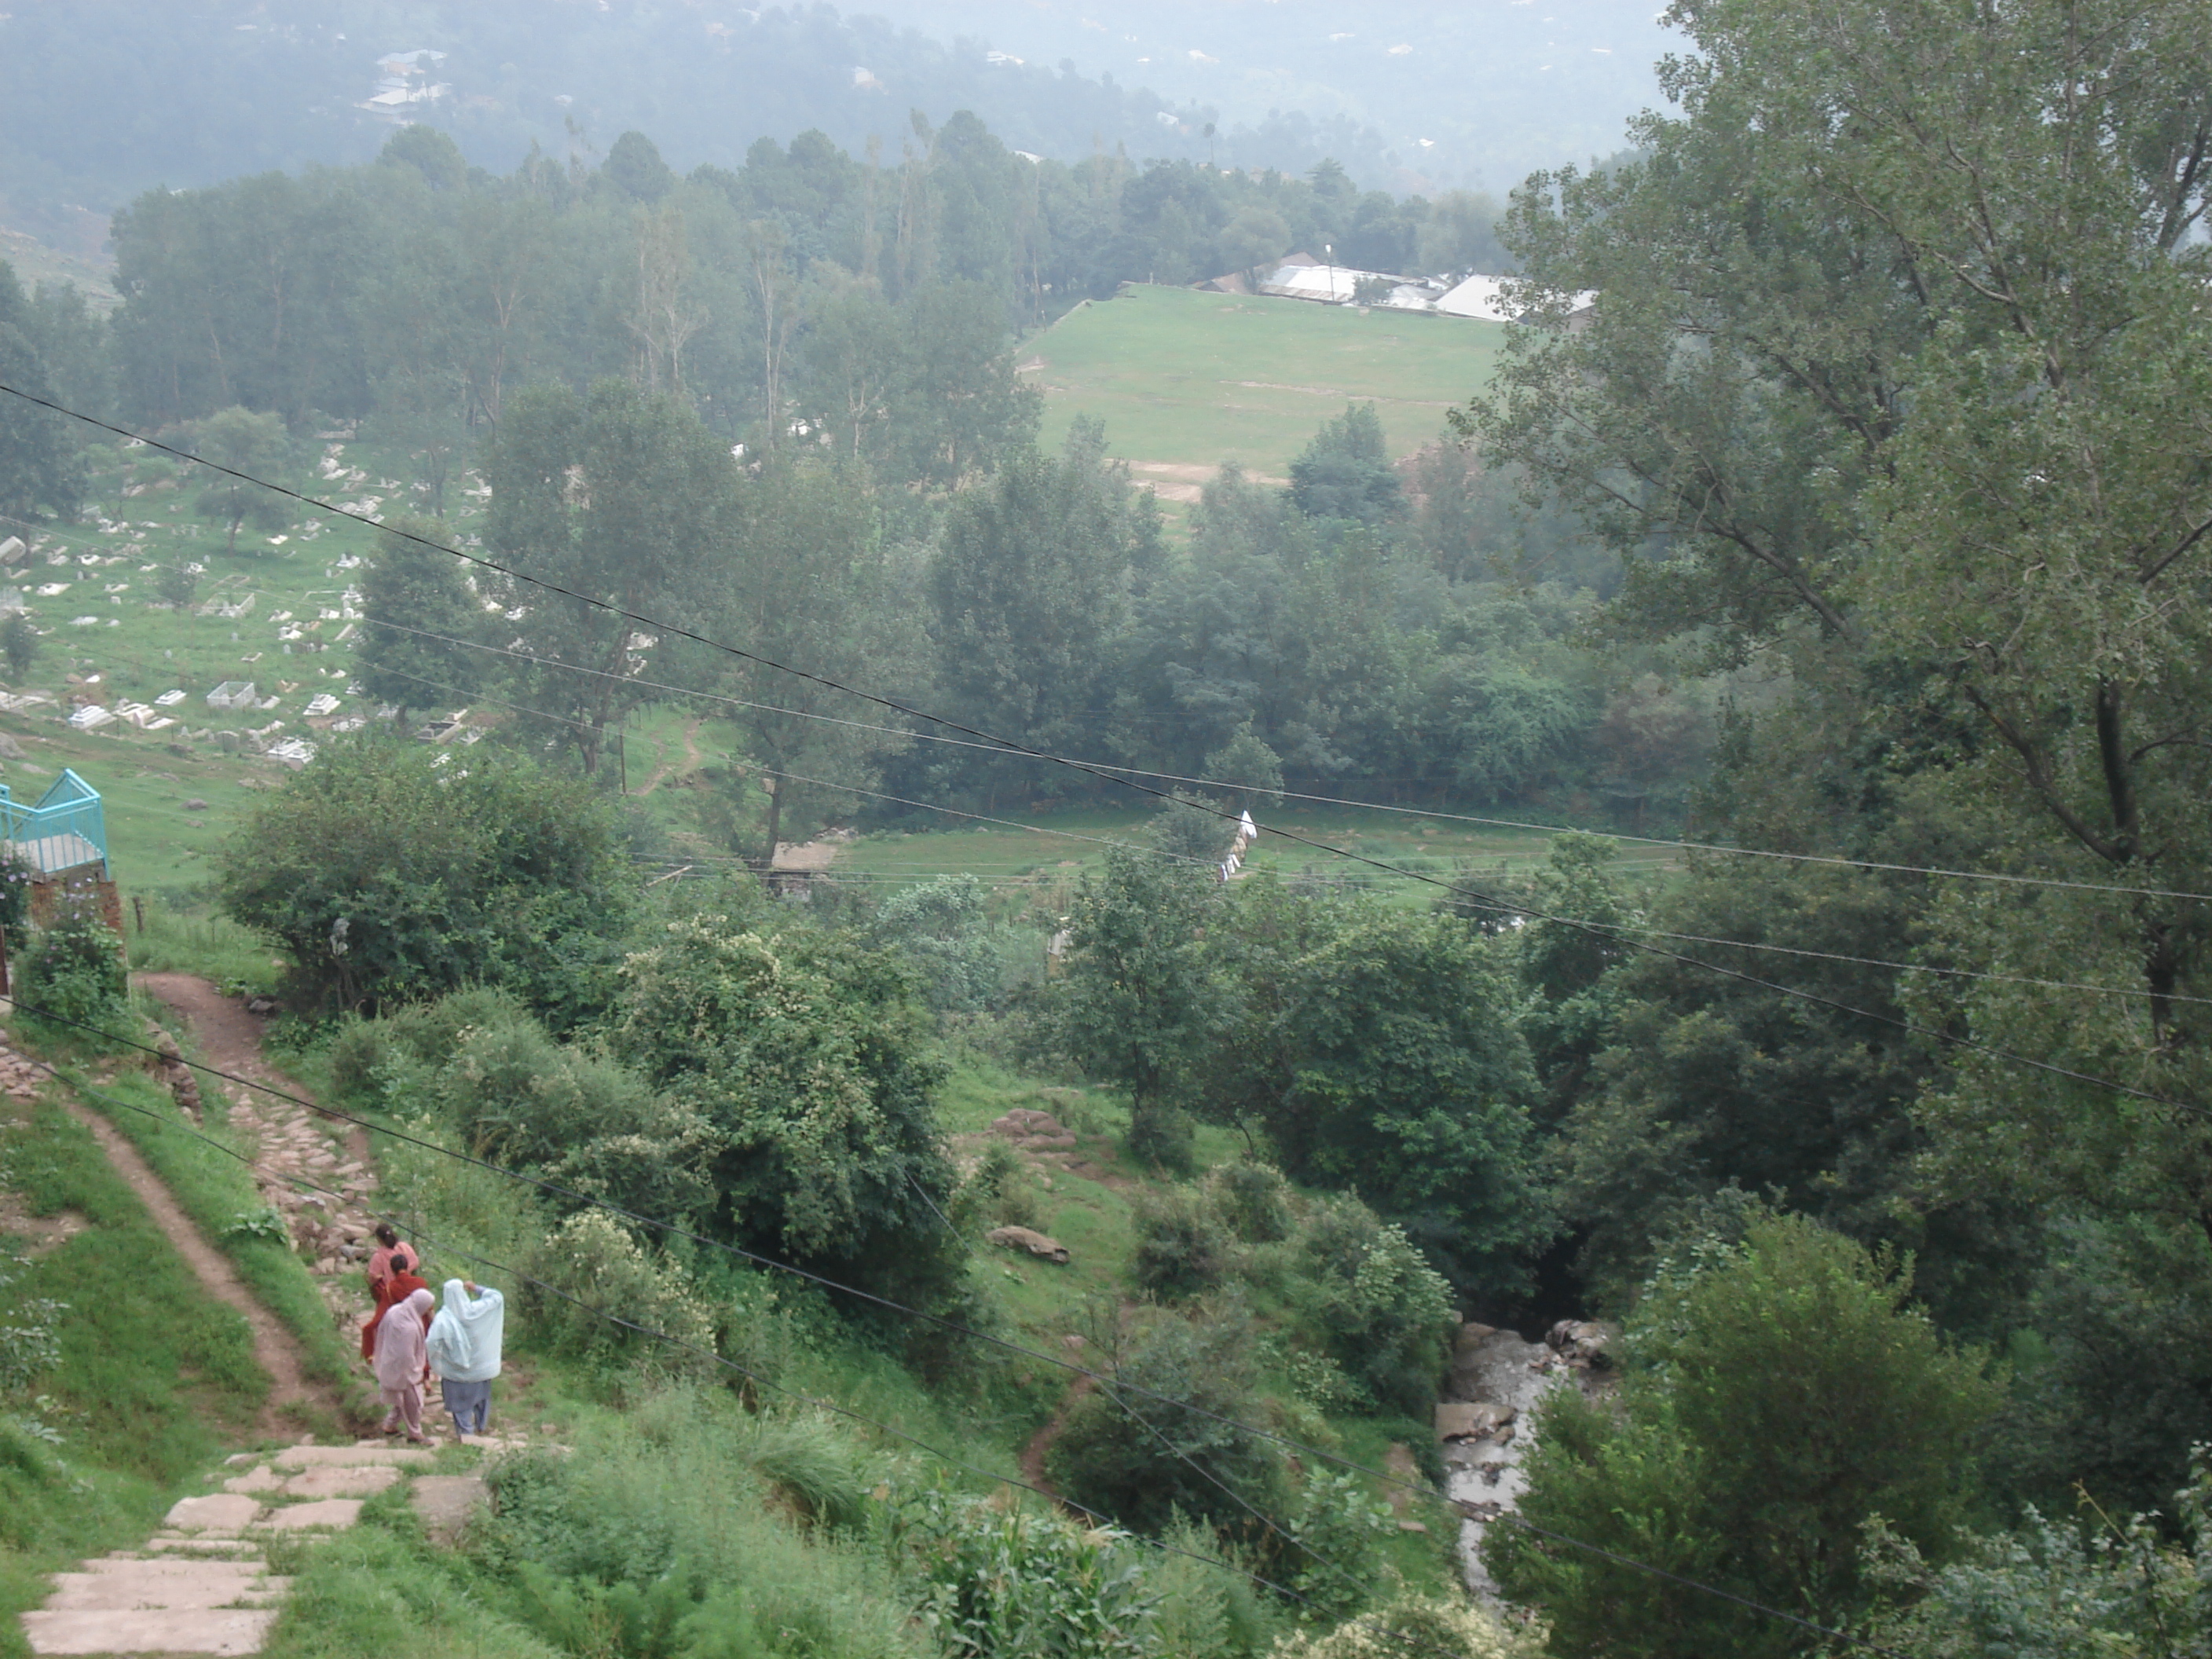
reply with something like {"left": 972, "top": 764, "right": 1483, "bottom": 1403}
{"left": 1437, "top": 1318, "right": 1617, "bottom": 1592}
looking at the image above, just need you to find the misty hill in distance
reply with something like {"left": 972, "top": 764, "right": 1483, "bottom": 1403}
{"left": 0, "top": 0, "right": 1664, "bottom": 263}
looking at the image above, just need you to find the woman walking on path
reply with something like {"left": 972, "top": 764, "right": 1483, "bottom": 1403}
{"left": 427, "top": 1278, "right": 504, "bottom": 1441}
{"left": 366, "top": 1224, "right": 402, "bottom": 1295}
{"left": 373, "top": 1286, "right": 436, "bottom": 1444}
{"left": 361, "top": 1247, "right": 429, "bottom": 1361}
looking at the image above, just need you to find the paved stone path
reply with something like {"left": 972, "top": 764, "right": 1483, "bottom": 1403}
{"left": 136, "top": 974, "right": 384, "bottom": 1330}
{"left": 20, "top": 1443, "right": 495, "bottom": 1656}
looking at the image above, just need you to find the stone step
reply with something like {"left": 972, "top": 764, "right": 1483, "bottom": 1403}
{"left": 133, "top": 1536, "right": 259, "bottom": 1555}
{"left": 163, "top": 1495, "right": 266, "bottom": 1531}
{"left": 42, "top": 1569, "right": 290, "bottom": 1613}
{"left": 21, "top": 1607, "right": 280, "bottom": 1655}
{"left": 254, "top": 1497, "right": 361, "bottom": 1533}
{"left": 270, "top": 1444, "right": 432, "bottom": 1469}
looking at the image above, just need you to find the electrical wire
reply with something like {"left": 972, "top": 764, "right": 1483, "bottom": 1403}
{"left": 347, "top": 612, "right": 2212, "bottom": 907}
{"left": 353, "top": 628, "right": 2212, "bottom": 1008}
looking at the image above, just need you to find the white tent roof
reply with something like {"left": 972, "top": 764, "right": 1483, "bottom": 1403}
{"left": 1436, "top": 273, "right": 1598, "bottom": 324}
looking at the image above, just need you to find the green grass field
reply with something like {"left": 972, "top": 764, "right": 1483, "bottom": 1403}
{"left": 1025, "top": 284, "right": 1507, "bottom": 484}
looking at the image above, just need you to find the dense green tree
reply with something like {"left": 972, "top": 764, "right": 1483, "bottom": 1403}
{"left": 0, "top": 612, "right": 38, "bottom": 682}
{"left": 1287, "top": 403, "right": 1403, "bottom": 526}
{"left": 0, "top": 262, "right": 85, "bottom": 522}
{"left": 1485, "top": 1214, "right": 1999, "bottom": 1659}
{"left": 927, "top": 418, "right": 1157, "bottom": 795}
{"left": 1213, "top": 893, "right": 1549, "bottom": 1292}
{"left": 1047, "top": 845, "right": 1228, "bottom": 1171}
{"left": 610, "top": 910, "right": 960, "bottom": 1306}
{"left": 180, "top": 405, "right": 290, "bottom": 554}
{"left": 709, "top": 456, "right": 922, "bottom": 864}
{"left": 218, "top": 741, "right": 632, "bottom": 1021}
{"left": 351, "top": 516, "right": 484, "bottom": 727}
{"left": 483, "top": 379, "right": 731, "bottom": 773}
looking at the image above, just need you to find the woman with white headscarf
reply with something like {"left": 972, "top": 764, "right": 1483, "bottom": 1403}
{"left": 372, "top": 1286, "right": 435, "bottom": 1444}
{"left": 426, "top": 1278, "right": 504, "bottom": 1440}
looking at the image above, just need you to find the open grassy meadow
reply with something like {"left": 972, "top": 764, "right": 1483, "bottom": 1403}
{"left": 1023, "top": 284, "right": 1507, "bottom": 491}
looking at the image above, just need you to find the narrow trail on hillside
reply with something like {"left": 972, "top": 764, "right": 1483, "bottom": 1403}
{"left": 634, "top": 716, "right": 702, "bottom": 797}
{"left": 58, "top": 1095, "right": 318, "bottom": 1437}
{"left": 136, "top": 972, "right": 371, "bottom": 1166}
{"left": 1018, "top": 1373, "right": 1095, "bottom": 1499}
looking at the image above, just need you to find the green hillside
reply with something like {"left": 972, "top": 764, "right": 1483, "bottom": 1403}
{"left": 1025, "top": 285, "right": 1506, "bottom": 493}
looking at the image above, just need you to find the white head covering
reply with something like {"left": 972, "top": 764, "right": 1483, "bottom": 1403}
{"left": 373, "top": 1287, "right": 434, "bottom": 1389}
{"left": 426, "top": 1278, "right": 505, "bottom": 1382}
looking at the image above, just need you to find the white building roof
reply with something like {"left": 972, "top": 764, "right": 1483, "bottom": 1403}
{"left": 1436, "top": 273, "right": 1599, "bottom": 324}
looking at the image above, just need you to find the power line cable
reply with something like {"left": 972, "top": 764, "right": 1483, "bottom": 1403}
{"left": 9, "top": 388, "right": 2194, "bottom": 1111}
{"left": 15, "top": 386, "right": 2204, "bottom": 910}
{"left": 357, "top": 624, "right": 2212, "bottom": 1008}
{"left": 349, "top": 611, "right": 2212, "bottom": 906}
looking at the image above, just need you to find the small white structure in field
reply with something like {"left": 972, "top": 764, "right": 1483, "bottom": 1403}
{"left": 206, "top": 680, "right": 258, "bottom": 712}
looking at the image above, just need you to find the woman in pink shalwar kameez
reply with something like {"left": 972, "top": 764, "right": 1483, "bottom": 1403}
{"left": 373, "top": 1286, "right": 435, "bottom": 1444}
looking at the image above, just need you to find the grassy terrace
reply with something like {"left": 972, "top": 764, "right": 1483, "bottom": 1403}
{"left": 1024, "top": 284, "right": 1507, "bottom": 484}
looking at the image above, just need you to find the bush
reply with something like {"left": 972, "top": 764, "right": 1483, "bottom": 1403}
{"left": 18, "top": 888, "right": 127, "bottom": 1042}
{"left": 895, "top": 1488, "right": 1159, "bottom": 1658}
{"left": 1132, "top": 1187, "right": 1231, "bottom": 1302}
{"left": 517, "top": 1210, "right": 717, "bottom": 1368}
{"left": 1207, "top": 1163, "right": 1294, "bottom": 1245}
{"left": 1269, "top": 1593, "right": 1535, "bottom": 1658}
{"left": 1049, "top": 1307, "right": 1284, "bottom": 1535}
{"left": 1273, "top": 1472, "right": 1399, "bottom": 1624}
{"left": 218, "top": 740, "right": 632, "bottom": 1020}
{"left": 1289, "top": 1198, "right": 1455, "bottom": 1419}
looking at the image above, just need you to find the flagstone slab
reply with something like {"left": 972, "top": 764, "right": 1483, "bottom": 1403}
{"left": 255, "top": 1497, "right": 361, "bottom": 1532}
{"left": 164, "top": 1494, "right": 266, "bottom": 1530}
{"left": 412, "top": 1474, "right": 489, "bottom": 1544}
{"left": 271, "top": 1444, "right": 432, "bottom": 1469}
{"left": 43, "top": 1566, "right": 289, "bottom": 1611}
{"left": 279, "top": 1463, "right": 400, "bottom": 1499}
{"left": 21, "top": 1606, "right": 279, "bottom": 1654}
{"left": 222, "top": 1465, "right": 284, "bottom": 1494}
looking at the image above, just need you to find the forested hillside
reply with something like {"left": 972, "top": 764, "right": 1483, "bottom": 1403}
{"left": 0, "top": 0, "right": 1657, "bottom": 250}
{"left": 5, "top": 1, "right": 2212, "bottom": 1656}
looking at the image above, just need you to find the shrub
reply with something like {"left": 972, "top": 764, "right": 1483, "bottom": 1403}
{"left": 517, "top": 1210, "right": 716, "bottom": 1368}
{"left": 1049, "top": 1307, "right": 1284, "bottom": 1535}
{"left": 612, "top": 915, "right": 961, "bottom": 1308}
{"left": 1273, "top": 1472, "right": 1397, "bottom": 1624}
{"left": 18, "top": 888, "right": 127, "bottom": 1042}
{"left": 218, "top": 740, "right": 632, "bottom": 1020}
{"left": 1269, "top": 1593, "right": 1535, "bottom": 1658}
{"left": 1207, "top": 1162, "right": 1295, "bottom": 1245}
{"left": 896, "top": 1488, "right": 1159, "bottom": 1658}
{"left": 1290, "top": 1197, "right": 1455, "bottom": 1419}
{"left": 1132, "top": 1187, "right": 1231, "bottom": 1302}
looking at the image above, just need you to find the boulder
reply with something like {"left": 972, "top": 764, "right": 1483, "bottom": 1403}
{"left": 1434, "top": 1400, "right": 1515, "bottom": 1442}
{"left": 1546, "top": 1319, "right": 1618, "bottom": 1368}
{"left": 985, "top": 1225, "right": 1070, "bottom": 1265}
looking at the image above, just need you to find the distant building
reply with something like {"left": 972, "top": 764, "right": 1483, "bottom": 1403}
{"left": 1200, "top": 258, "right": 1596, "bottom": 328}
{"left": 1436, "top": 273, "right": 1599, "bottom": 330}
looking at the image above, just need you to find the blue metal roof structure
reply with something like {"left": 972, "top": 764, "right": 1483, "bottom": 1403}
{"left": 0, "top": 768, "right": 108, "bottom": 876}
